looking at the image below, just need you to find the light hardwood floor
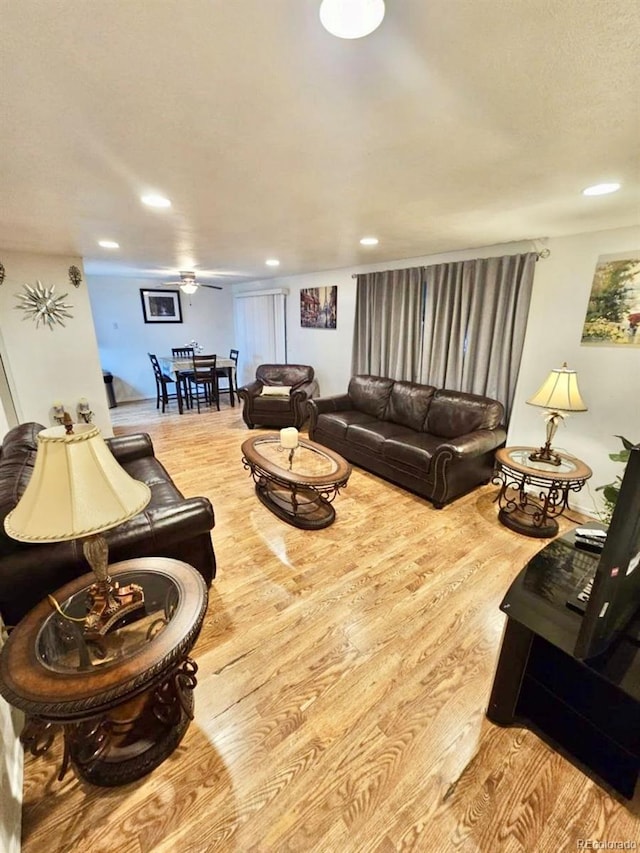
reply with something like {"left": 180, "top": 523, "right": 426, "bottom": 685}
{"left": 20, "top": 399, "right": 640, "bottom": 852}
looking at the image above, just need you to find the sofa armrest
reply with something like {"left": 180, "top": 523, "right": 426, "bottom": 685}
{"left": 291, "top": 379, "right": 319, "bottom": 400}
{"left": 307, "top": 394, "right": 353, "bottom": 437}
{"left": 434, "top": 427, "right": 507, "bottom": 460}
{"left": 108, "top": 497, "right": 215, "bottom": 552}
{"left": 308, "top": 394, "right": 352, "bottom": 415}
{"left": 106, "top": 433, "right": 154, "bottom": 464}
{"left": 237, "top": 380, "right": 262, "bottom": 399}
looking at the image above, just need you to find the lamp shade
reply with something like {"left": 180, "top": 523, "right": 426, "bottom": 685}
{"left": 319, "top": 0, "right": 385, "bottom": 39}
{"left": 526, "top": 364, "right": 587, "bottom": 413}
{"left": 4, "top": 424, "right": 151, "bottom": 543}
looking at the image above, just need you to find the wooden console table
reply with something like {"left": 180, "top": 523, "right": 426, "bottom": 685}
{"left": 493, "top": 446, "right": 592, "bottom": 538}
{"left": 0, "top": 557, "right": 207, "bottom": 786}
{"left": 487, "top": 529, "right": 640, "bottom": 799}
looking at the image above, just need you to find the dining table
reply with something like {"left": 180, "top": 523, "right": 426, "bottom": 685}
{"left": 158, "top": 355, "right": 236, "bottom": 414}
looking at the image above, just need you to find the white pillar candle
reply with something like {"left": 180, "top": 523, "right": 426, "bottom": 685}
{"left": 280, "top": 427, "right": 299, "bottom": 449}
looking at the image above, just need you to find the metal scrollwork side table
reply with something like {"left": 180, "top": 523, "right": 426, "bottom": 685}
{"left": 493, "top": 446, "right": 592, "bottom": 538}
{"left": 0, "top": 558, "right": 207, "bottom": 787}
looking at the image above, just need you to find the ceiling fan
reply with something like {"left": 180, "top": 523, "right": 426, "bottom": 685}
{"left": 162, "top": 271, "right": 223, "bottom": 294}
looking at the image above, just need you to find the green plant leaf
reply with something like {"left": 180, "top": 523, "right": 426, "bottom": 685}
{"left": 609, "top": 450, "right": 631, "bottom": 463}
{"left": 601, "top": 484, "right": 620, "bottom": 504}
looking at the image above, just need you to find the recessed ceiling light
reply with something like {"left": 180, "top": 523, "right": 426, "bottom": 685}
{"left": 320, "top": 0, "right": 385, "bottom": 39}
{"left": 360, "top": 237, "right": 379, "bottom": 246}
{"left": 98, "top": 240, "right": 119, "bottom": 249}
{"left": 141, "top": 194, "right": 172, "bottom": 208}
{"left": 582, "top": 182, "right": 621, "bottom": 196}
{"left": 266, "top": 259, "right": 280, "bottom": 267}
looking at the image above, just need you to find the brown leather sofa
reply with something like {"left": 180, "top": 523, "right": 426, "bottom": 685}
{"left": 0, "top": 422, "right": 216, "bottom": 627}
{"left": 308, "top": 375, "right": 506, "bottom": 508}
{"left": 237, "top": 363, "right": 319, "bottom": 429}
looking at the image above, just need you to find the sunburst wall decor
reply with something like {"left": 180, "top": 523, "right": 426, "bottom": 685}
{"left": 15, "top": 281, "right": 74, "bottom": 330}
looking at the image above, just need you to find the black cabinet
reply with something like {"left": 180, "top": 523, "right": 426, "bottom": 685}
{"left": 488, "top": 531, "right": 640, "bottom": 799}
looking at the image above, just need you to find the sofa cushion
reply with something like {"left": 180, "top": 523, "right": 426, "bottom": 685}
{"left": 348, "top": 375, "right": 394, "bottom": 418}
{"left": 347, "top": 420, "right": 405, "bottom": 453}
{"left": 251, "top": 396, "right": 298, "bottom": 414}
{"left": 383, "top": 431, "right": 441, "bottom": 473}
{"left": 256, "top": 364, "right": 314, "bottom": 390}
{"left": 386, "top": 381, "right": 436, "bottom": 431}
{"left": 425, "top": 390, "right": 504, "bottom": 438}
{"left": 316, "top": 411, "right": 379, "bottom": 441}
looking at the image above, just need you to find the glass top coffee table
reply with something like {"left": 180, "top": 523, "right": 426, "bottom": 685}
{"left": 241, "top": 434, "right": 351, "bottom": 529}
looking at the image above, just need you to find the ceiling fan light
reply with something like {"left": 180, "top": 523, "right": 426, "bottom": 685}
{"left": 180, "top": 283, "right": 198, "bottom": 295}
{"left": 319, "top": 0, "right": 385, "bottom": 39}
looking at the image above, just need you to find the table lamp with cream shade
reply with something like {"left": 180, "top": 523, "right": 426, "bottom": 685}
{"left": 526, "top": 363, "right": 588, "bottom": 466}
{"left": 3, "top": 423, "right": 151, "bottom": 635}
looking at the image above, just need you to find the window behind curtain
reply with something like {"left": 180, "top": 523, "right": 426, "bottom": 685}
{"left": 233, "top": 290, "right": 287, "bottom": 386}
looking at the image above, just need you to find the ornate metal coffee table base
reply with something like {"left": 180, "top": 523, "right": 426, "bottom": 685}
{"left": 255, "top": 478, "right": 336, "bottom": 530}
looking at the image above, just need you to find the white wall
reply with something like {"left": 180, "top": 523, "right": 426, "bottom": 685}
{"left": 509, "top": 225, "right": 640, "bottom": 516}
{"left": 87, "top": 277, "right": 235, "bottom": 402}
{"left": 234, "top": 224, "right": 640, "bottom": 516}
{"left": 0, "top": 250, "right": 111, "bottom": 437}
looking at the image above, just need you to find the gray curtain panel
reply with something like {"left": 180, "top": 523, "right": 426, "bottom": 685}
{"left": 352, "top": 267, "right": 425, "bottom": 381}
{"left": 420, "top": 252, "right": 536, "bottom": 420}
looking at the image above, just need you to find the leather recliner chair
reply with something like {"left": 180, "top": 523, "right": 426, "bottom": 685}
{"left": 237, "top": 364, "right": 319, "bottom": 429}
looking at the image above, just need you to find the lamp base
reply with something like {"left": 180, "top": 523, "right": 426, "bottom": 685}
{"left": 82, "top": 534, "right": 145, "bottom": 636}
{"left": 529, "top": 443, "right": 562, "bottom": 467}
{"left": 84, "top": 578, "right": 145, "bottom": 637}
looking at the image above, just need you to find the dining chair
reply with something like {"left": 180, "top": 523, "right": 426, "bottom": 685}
{"left": 216, "top": 348, "right": 239, "bottom": 405}
{"left": 148, "top": 353, "right": 178, "bottom": 413}
{"left": 189, "top": 354, "right": 220, "bottom": 413}
{"left": 172, "top": 347, "right": 194, "bottom": 407}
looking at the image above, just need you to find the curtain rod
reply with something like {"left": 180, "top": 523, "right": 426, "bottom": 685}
{"left": 350, "top": 249, "right": 550, "bottom": 277}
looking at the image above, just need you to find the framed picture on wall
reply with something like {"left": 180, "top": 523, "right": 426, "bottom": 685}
{"left": 140, "top": 289, "right": 183, "bottom": 324}
{"left": 580, "top": 253, "right": 640, "bottom": 346}
{"left": 300, "top": 286, "right": 337, "bottom": 329}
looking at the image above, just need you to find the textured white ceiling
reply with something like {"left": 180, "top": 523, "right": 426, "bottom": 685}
{"left": 1, "top": 0, "right": 639, "bottom": 285}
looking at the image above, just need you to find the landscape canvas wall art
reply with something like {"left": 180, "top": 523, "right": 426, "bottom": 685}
{"left": 581, "top": 254, "right": 640, "bottom": 345}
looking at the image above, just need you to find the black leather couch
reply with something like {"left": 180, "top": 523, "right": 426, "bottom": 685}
{"left": 0, "top": 422, "right": 216, "bottom": 627}
{"left": 237, "top": 363, "right": 319, "bottom": 429}
{"left": 308, "top": 375, "right": 506, "bottom": 508}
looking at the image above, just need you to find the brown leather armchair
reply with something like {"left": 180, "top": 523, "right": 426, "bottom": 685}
{"left": 237, "top": 364, "right": 319, "bottom": 429}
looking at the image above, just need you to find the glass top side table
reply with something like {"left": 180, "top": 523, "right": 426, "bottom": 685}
{"left": 493, "top": 446, "right": 593, "bottom": 538}
{"left": 37, "top": 570, "right": 180, "bottom": 675}
{"left": 0, "top": 558, "right": 207, "bottom": 786}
